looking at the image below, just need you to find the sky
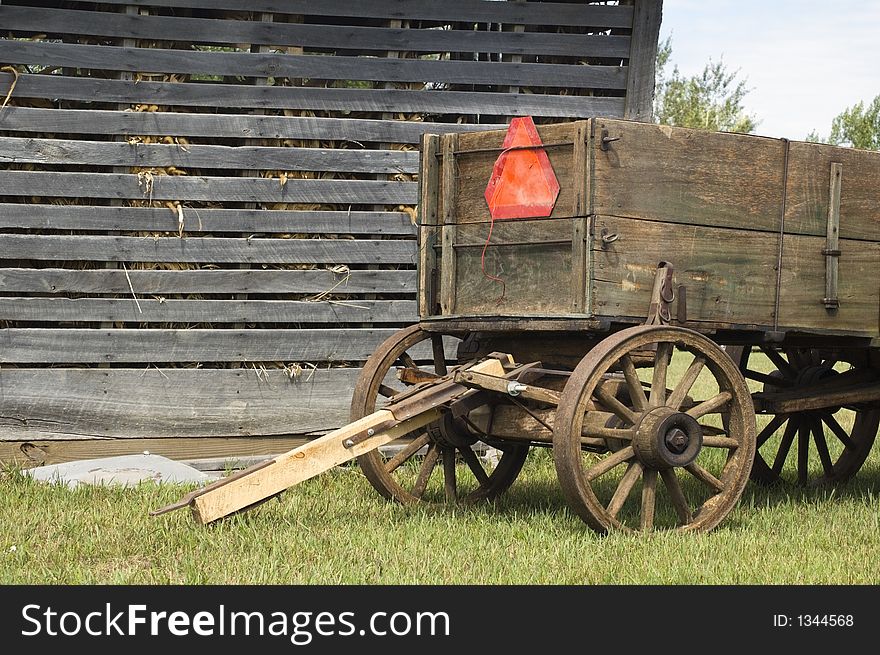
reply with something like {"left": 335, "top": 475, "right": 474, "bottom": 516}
{"left": 658, "top": 0, "right": 880, "bottom": 140}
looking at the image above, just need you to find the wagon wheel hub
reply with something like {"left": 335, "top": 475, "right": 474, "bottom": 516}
{"left": 633, "top": 406, "right": 704, "bottom": 469}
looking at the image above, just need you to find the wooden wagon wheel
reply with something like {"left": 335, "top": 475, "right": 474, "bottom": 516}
{"left": 728, "top": 346, "right": 879, "bottom": 486}
{"left": 553, "top": 325, "right": 756, "bottom": 533}
{"left": 350, "top": 325, "right": 529, "bottom": 504}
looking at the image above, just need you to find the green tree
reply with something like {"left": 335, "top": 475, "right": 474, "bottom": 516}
{"left": 653, "top": 37, "right": 758, "bottom": 133}
{"left": 808, "top": 95, "right": 880, "bottom": 149}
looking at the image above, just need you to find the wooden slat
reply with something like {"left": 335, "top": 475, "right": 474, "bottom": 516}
{"left": 0, "top": 298, "right": 418, "bottom": 324}
{"left": 591, "top": 215, "right": 777, "bottom": 329}
{"left": 0, "top": 268, "right": 416, "bottom": 295}
{"left": 0, "top": 6, "right": 632, "bottom": 59}
{"left": 0, "top": 328, "right": 421, "bottom": 363}
{"left": 0, "top": 136, "right": 419, "bottom": 174}
{"left": 0, "top": 41, "right": 629, "bottom": 90}
{"left": 76, "top": 0, "right": 635, "bottom": 29}
{"left": 592, "top": 118, "right": 785, "bottom": 233}
{"left": 1, "top": 436, "right": 312, "bottom": 467}
{"left": 4, "top": 73, "right": 626, "bottom": 117}
{"left": 624, "top": 0, "right": 663, "bottom": 121}
{"left": 777, "top": 234, "right": 879, "bottom": 337}
{"left": 0, "top": 107, "right": 488, "bottom": 144}
{"left": 0, "top": 204, "right": 417, "bottom": 235}
{"left": 0, "top": 234, "right": 416, "bottom": 264}
{"left": 0, "top": 171, "right": 417, "bottom": 204}
{"left": 0, "top": 366, "right": 363, "bottom": 440}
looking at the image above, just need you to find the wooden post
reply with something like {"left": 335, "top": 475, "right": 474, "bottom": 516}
{"left": 623, "top": 0, "right": 663, "bottom": 122}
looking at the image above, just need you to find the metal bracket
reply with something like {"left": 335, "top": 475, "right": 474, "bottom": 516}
{"left": 600, "top": 129, "right": 620, "bottom": 151}
{"left": 645, "top": 261, "right": 675, "bottom": 326}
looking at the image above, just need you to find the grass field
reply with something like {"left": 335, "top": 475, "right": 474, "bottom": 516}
{"left": 1, "top": 350, "right": 878, "bottom": 585}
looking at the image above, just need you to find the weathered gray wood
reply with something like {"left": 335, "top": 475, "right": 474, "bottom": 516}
{"left": 591, "top": 215, "right": 777, "bottom": 329}
{"left": 0, "top": 171, "right": 417, "bottom": 204}
{"left": 418, "top": 134, "right": 441, "bottom": 318}
{"left": 1, "top": 436, "right": 311, "bottom": 467}
{"left": 5, "top": 73, "right": 626, "bottom": 117}
{"left": 785, "top": 141, "right": 880, "bottom": 241}
{"left": 824, "top": 163, "right": 842, "bottom": 310}
{"left": 624, "top": 0, "right": 663, "bottom": 121}
{"left": 0, "top": 234, "right": 416, "bottom": 264}
{"left": 0, "top": 106, "right": 488, "bottom": 143}
{"left": 0, "top": 268, "right": 416, "bottom": 295}
{"left": 85, "top": 0, "right": 635, "bottom": 29}
{"left": 592, "top": 119, "right": 785, "bottom": 233}
{"left": 439, "top": 134, "right": 458, "bottom": 315}
{"left": 0, "top": 367, "right": 363, "bottom": 440}
{"left": 0, "top": 204, "right": 417, "bottom": 235}
{"left": 0, "top": 136, "right": 419, "bottom": 174}
{"left": 778, "top": 234, "right": 879, "bottom": 337}
{"left": 1, "top": 41, "right": 629, "bottom": 90}
{"left": 0, "top": 6, "right": 632, "bottom": 59}
{"left": 0, "top": 328, "right": 417, "bottom": 363}
{"left": 0, "top": 298, "right": 418, "bottom": 324}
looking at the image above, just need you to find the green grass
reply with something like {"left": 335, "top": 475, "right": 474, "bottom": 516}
{"left": 1, "top": 446, "right": 877, "bottom": 585}
{"left": 1, "top": 349, "right": 877, "bottom": 585}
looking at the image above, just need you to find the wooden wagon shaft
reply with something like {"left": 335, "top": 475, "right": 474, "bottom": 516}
{"left": 152, "top": 356, "right": 508, "bottom": 524}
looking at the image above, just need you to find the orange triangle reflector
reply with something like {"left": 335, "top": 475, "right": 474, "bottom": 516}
{"left": 484, "top": 116, "right": 560, "bottom": 220}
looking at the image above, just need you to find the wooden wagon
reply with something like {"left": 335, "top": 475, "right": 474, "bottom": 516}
{"left": 158, "top": 117, "right": 880, "bottom": 533}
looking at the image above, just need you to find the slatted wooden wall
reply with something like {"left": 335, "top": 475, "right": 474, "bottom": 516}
{"left": 0, "top": 0, "right": 662, "bottom": 468}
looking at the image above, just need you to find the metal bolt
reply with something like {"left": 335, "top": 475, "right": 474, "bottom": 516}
{"left": 366, "top": 428, "right": 375, "bottom": 437}
{"left": 343, "top": 439, "right": 355, "bottom": 448}
{"left": 665, "top": 428, "right": 688, "bottom": 454}
{"left": 507, "top": 381, "right": 528, "bottom": 396}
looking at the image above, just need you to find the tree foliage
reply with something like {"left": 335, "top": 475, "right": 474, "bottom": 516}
{"left": 653, "top": 37, "right": 758, "bottom": 133}
{"left": 809, "top": 95, "right": 880, "bottom": 150}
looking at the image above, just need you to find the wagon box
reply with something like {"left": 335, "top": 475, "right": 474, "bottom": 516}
{"left": 417, "top": 118, "right": 880, "bottom": 338}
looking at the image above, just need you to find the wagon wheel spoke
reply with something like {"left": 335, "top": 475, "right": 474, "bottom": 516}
{"left": 378, "top": 384, "right": 401, "bottom": 398}
{"left": 810, "top": 418, "right": 835, "bottom": 477}
{"left": 411, "top": 443, "right": 440, "bottom": 499}
{"left": 771, "top": 417, "right": 799, "bottom": 477}
{"left": 399, "top": 352, "right": 418, "bottom": 369}
{"left": 659, "top": 468, "right": 692, "bottom": 525}
{"left": 430, "top": 334, "right": 448, "bottom": 376}
{"left": 667, "top": 355, "right": 706, "bottom": 410}
{"left": 822, "top": 412, "right": 856, "bottom": 450}
{"left": 585, "top": 446, "right": 635, "bottom": 482}
{"left": 701, "top": 436, "right": 739, "bottom": 449}
{"left": 756, "top": 414, "right": 788, "bottom": 448}
{"left": 686, "top": 391, "right": 732, "bottom": 419}
{"left": 384, "top": 433, "right": 430, "bottom": 474}
{"left": 640, "top": 469, "right": 658, "bottom": 531}
{"left": 685, "top": 462, "right": 725, "bottom": 493}
{"left": 442, "top": 447, "right": 457, "bottom": 502}
{"left": 458, "top": 445, "right": 491, "bottom": 487}
{"left": 797, "top": 419, "right": 810, "bottom": 485}
{"left": 648, "top": 342, "right": 673, "bottom": 407}
{"left": 758, "top": 346, "right": 798, "bottom": 379}
{"left": 594, "top": 381, "right": 638, "bottom": 425}
{"left": 742, "top": 368, "right": 793, "bottom": 388}
{"left": 620, "top": 354, "right": 648, "bottom": 412}
{"left": 606, "top": 461, "right": 643, "bottom": 519}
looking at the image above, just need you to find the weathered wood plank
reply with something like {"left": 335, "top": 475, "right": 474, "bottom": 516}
{"left": 0, "top": 268, "right": 416, "bottom": 295}
{"left": 624, "top": 0, "right": 663, "bottom": 121}
{"left": 0, "top": 436, "right": 312, "bottom": 467}
{"left": 785, "top": 141, "right": 880, "bottom": 241}
{"left": 0, "top": 171, "right": 417, "bottom": 204}
{"left": 418, "top": 134, "right": 441, "bottom": 318}
{"left": 452, "top": 122, "right": 579, "bottom": 224}
{"left": 0, "top": 366, "right": 362, "bottom": 441}
{"left": 592, "top": 119, "right": 785, "bottom": 233}
{"left": 453, "top": 219, "right": 575, "bottom": 317}
{"left": 591, "top": 216, "right": 777, "bottom": 328}
{"left": 777, "top": 234, "right": 879, "bottom": 337}
{"left": 0, "top": 328, "right": 421, "bottom": 363}
{"left": 0, "top": 204, "right": 417, "bottom": 235}
{"left": 0, "top": 106, "right": 488, "bottom": 143}
{"left": 0, "top": 234, "right": 416, "bottom": 264}
{"left": 0, "top": 6, "right": 632, "bottom": 58}
{"left": 80, "top": 0, "right": 635, "bottom": 29}
{"left": 0, "top": 136, "right": 419, "bottom": 174}
{"left": 0, "top": 41, "right": 629, "bottom": 90}
{"left": 4, "top": 73, "right": 627, "bottom": 117}
{"left": 0, "top": 298, "right": 418, "bottom": 324}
